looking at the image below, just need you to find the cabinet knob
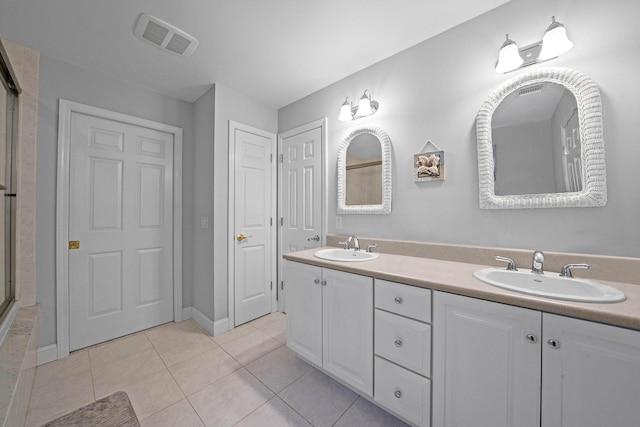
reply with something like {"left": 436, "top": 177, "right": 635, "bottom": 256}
{"left": 394, "top": 339, "right": 403, "bottom": 348}
{"left": 321, "top": 280, "right": 327, "bottom": 286}
{"left": 525, "top": 334, "right": 538, "bottom": 344}
{"left": 394, "top": 297, "right": 403, "bottom": 304}
{"left": 394, "top": 389, "right": 402, "bottom": 399}
{"left": 547, "top": 339, "right": 560, "bottom": 349}
{"left": 314, "top": 279, "right": 320, "bottom": 284}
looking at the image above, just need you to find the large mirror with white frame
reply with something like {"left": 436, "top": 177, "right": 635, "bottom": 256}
{"left": 476, "top": 67, "right": 607, "bottom": 209}
{"left": 337, "top": 126, "right": 392, "bottom": 214}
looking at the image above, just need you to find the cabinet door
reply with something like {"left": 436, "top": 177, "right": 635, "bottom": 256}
{"left": 542, "top": 313, "right": 640, "bottom": 427}
{"left": 433, "top": 292, "right": 541, "bottom": 427}
{"left": 284, "top": 261, "right": 322, "bottom": 367}
{"left": 323, "top": 268, "right": 373, "bottom": 396}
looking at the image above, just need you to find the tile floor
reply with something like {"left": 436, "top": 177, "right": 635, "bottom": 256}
{"left": 25, "top": 313, "right": 408, "bottom": 426}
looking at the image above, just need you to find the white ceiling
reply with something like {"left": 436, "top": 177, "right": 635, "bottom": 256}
{"left": 0, "top": 0, "right": 510, "bottom": 109}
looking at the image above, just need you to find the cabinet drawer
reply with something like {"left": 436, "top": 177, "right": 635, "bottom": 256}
{"left": 375, "top": 309, "right": 431, "bottom": 377}
{"left": 375, "top": 279, "right": 431, "bottom": 323}
{"left": 375, "top": 356, "right": 430, "bottom": 427}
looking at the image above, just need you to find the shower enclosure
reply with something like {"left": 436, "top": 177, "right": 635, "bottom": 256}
{"left": 0, "top": 43, "right": 18, "bottom": 322}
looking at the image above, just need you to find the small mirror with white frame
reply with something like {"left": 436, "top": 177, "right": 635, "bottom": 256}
{"left": 476, "top": 67, "right": 607, "bottom": 209}
{"left": 337, "top": 126, "right": 392, "bottom": 214}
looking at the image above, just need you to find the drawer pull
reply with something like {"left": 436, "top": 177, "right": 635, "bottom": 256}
{"left": 526, "top": 334, "right": 537, "bottom": 344}
{"left": 394, "top": 389, "right": 402, "bottom": 399}
{"left": 394, "top": 339, "right": 403, "bottom": 348}
{"left": 314, "top": 279, "right": 320, "bottom": 284}
{"left": 394, "top": 297, "right": 403, "bottom": 304}
{"left": 547, "top": 339, "right": 560, "bottom": 349}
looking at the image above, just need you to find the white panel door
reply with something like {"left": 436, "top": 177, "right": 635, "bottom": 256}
{"left": 233, "top": 127, "right": 274, "bottom": 326}
{"left": 433, "top": 291, "right": 541, "bottom": 427}
{"left": 278, "top": 120, "right": 324, "bottom": 312}
{"left": 542, "top": 313, "right": 640, "bottom": 427}
{"left": 69, "top": 112, "right": 174, "bottom": 350}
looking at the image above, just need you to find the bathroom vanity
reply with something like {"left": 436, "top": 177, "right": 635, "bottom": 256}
{"left": 283, "top": 249, "right": 640, "bottom": 427}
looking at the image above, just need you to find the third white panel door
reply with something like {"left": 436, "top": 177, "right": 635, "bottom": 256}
{"left": 234, "top": 127, "right": 273, "bottom": 326}
{"left": 279, "top": 123, "right": 323, "bottom": 312}
{"left": 69, "top": 112, "right": 174, "bottom": 351}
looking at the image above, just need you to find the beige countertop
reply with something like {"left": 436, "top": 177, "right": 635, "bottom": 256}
{"left": 284, "top": 247, "right": 640, "bottom": 331}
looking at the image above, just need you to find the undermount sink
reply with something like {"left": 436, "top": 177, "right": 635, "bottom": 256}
{"left": 314, "top": 248, "right": 380, "bottom": 262}
{"left": 473, "top": 268, "right": 626, "bottom": 303}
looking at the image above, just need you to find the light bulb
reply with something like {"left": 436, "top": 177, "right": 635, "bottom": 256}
{"left": 539, "top": 16, "right": 573, "bottom": 60}
{"left": 495, "top": 34, "right": 523, "bottom": 73}
{"left": 357, "top": 91, "right": 372, "bottom": 116}
{"left": 338, "top": 98, "right": 352, "bottom": 121}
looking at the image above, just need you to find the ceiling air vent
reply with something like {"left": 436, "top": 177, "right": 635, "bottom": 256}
{"left": 134, "top": 13, "right": 198, "bottom": 57}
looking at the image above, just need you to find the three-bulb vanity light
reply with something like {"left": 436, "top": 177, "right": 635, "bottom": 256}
{"left": 495, "top": 16, "right": 574, "bottom": 73}
{"left": 338, "top": 90, "right": 379, "bottom": 121}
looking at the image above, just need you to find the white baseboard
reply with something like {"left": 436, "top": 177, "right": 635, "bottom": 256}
{"left": 213, "top": 317, "right": 229, "bottom": 336}
{"left": 181, "top": 306, "right": 229, "bottom": 337}
{"left": 37, "top": 344, "right": 58, "bottom": 366}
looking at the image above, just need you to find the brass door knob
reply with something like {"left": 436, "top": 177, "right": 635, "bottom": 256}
{"left": 236, "top": 233, "right": 252, "bottom": 241}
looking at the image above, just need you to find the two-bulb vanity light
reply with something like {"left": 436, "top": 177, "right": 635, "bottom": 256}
{"left": 338, "top": 90, "right": 379, "bottom": 121}
{"left": 495, "top": 16, "right": 573, "bottom": 73}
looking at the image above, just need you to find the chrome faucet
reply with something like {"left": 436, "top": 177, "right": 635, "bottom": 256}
{"left": 347, "top": 235, "right": 360, "bottom": 251}
{"left": 532, "top": 251, "right": 545, "bottom": 274}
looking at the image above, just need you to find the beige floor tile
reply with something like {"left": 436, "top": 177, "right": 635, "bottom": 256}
{"left": 88, "top": 333, "right": 153, "bottom": 368}
{"left": 255, "top": 318, "right": 286, "bottom": 343}
{"left": 246, "top": 345, "right": 312, "bottom": 393}
{"left": 25, "top": 368, "right": 94, "bottom": 427}
{"left": 235, "top": 396, "right": 311, "bottom": 427}
{"left": 249, "top": 312, "right": 286, "bottom": 330}
{"left": 92, "top": 346, "right": 166, "bottom": 399}
{"left": 212, "top": 322, "right": 257, "bottom": 345}
{"left": 145, "top": 320, "right": 207, "bottom": 346}
{"left": 121, "top": 369, "right": 185, "bottom": 420}
{"left": 140, "top": 398, "right": 204, "bottom": 427}
{"left": 219, "top": 329, "right": 282, "bottom": 365}
{"left": 188, "top": 368, "right": 273, "bottom": 426}
{"left": 169, "top": 346, "right": 241, "bottom": 396}
{"left": 152, "top": 331, "right": 219, "bottom": 367}
{"left": 33, "top": 350, "right": 90, "bottom": 386}
{"left": 333, "top": 396, "right": 409, "bottom": 427}
{"left": 279, "top": 369, "right": 358, "bottom": 427}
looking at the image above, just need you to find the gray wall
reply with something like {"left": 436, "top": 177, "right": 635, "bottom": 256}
{"left": 278, "top": 0, "right": 640, "bottom": 258}
{"left": 211, "top": 84, "right": 278, "bottom": 322}
{"left": 36, "top": 55, "right": 196, "bottom": 348}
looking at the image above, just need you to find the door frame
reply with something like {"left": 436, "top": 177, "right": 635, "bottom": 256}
{"left": 227, "top": 121, "right": 277, "bottom": 328}
{"left": 276, "top": 118, "right": 327, "bottom": 312}
{"left": 56, "top": 99, "right": 183, "bottom": 359}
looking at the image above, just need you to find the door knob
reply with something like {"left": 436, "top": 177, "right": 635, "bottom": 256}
{"left": 236, "top": 233, "right": 252, "bottom": 241}
{"left": 307, "top": 234, "right": 320, "bottom": 242}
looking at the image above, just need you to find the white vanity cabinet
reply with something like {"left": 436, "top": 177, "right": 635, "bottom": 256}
{"left": 284, "top": 260, "right": 373, "bottom": 396}
{"left": 374, "top": 279, "right": 432, "bottom": 427}
{"left": 434, "top": 291, "right": 640, "bottom": 427}
{"left": 542, "top": 313, "right": 640, "bottom": 427}
{"left": 433, "top": 291, "right": 542, "bottom": 427}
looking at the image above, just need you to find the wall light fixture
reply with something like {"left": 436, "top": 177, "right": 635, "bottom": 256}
{"left": 495, "top": 16, "right": 573, "bottom": 74}
{"left": 338, "top": 90, "right": 379, "bottom": 121}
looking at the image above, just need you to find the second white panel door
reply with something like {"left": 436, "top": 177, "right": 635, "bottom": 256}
{"left": 69, "top": 112, "right": 174, "bottom": 351}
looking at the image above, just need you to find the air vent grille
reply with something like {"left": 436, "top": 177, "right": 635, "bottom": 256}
{"left": 134, "top": 13, "right": 199, "bottom": 57}
{"left": 518, "top": 84, "right": 543, "bottom": 97}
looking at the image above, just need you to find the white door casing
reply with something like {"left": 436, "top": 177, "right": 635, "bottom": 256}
{"left": 57, "top": 99, "right": 183, "bottom": 359}
{"left": 277, "top": 118, "right": 326, "bottom": 312}
{"left": 228, "top": 121, "right": 277, "bottom": 327}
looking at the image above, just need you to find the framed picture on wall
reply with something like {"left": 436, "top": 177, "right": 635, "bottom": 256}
{"left": 414, "top": 140, "right": 444, "bottom": 182}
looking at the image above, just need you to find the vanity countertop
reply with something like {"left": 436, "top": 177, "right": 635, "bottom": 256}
{"left": 284, "top": 247, "right": 640, "bottom": 331}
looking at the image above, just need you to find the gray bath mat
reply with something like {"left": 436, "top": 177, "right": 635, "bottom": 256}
{"left": 42, "top": 391, "right": 139, "bottom": 427}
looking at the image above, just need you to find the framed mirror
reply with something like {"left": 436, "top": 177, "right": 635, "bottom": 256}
{"left": 337, "top": 126, "right": 392, "bottom": 214}
{"left": 476, "top": 67, "right": 606, "bottom": 209}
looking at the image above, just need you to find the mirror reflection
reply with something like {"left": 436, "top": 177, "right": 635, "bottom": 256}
{"left": 345, "top": 133, "right": 382, "bottom": 205}
{"left": 492, "top": 82, "right": 581, "bottom": 196}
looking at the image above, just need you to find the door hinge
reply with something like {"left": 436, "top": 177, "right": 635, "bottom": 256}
{"left": 270, "top": 217, "right": 273, "bottom": 227}
{"left": 281, "top": 280, "right": 284, "bottom": 290}
{"left": 280, "top": 217, "right": 284, "bottom": 226}
{"left": 270, "top": 281, "right": 273, "bottom": 290}
{"left": 68, "top": 240, "right": 80, "bottom": 250}
{"left": 270, "top": 153, "right": 273, "bottom": 163}
{"left": 280, "top": 154, "right": 284, "bottom": 163}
